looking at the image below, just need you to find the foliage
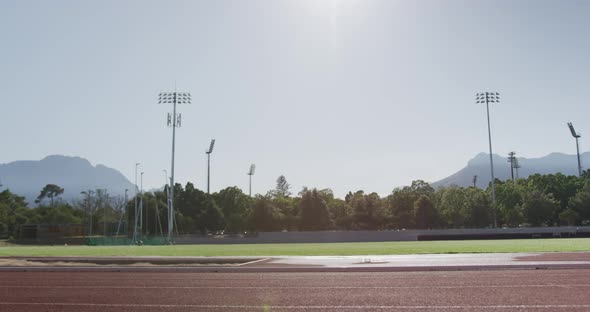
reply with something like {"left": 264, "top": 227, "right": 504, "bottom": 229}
{"left": 35, "top": 184, "right": 64, "bottom": 206}
{"left": 299, "top": 189, "right": 331, "bottom": 230}
{"left": 521, "top": 190, "right": 560, "bottom": 226}
{"left": 2, "top": 172, "right": 590, "bottom": 236}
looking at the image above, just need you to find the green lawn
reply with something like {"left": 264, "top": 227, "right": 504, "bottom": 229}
{"left": 0, "top": 238, "right": 589, "bottom": 257}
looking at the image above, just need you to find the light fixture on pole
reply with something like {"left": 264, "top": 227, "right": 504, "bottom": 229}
{"left": 206, "top": 139, "right": 216, "bottom": 194}
{"left": 508, "top": 152, "right": 516, "bottom": 181}
{"left": 247, "top": 164, "right": 256, "bottom": 197}
{"left": 567, "top": 122, "right": 582, "bottom": 176}
{"left": 159, "top": 91, "right": 191, "bottom": 243}
{"left": 476, "top": 92, "right": 500, "bottom": 228}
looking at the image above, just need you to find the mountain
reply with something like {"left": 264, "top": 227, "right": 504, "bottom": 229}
{"left": 432, "top": 152, "right": 589, "bottom": 189}
{"left": 0, "top": 155, "right": 135, "bottom": 206}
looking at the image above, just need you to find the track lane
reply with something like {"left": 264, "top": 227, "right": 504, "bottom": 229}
{"left": 1, "top": 270, "right": 589, "bottom": 312}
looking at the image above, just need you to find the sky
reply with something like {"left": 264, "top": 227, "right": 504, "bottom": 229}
{"left": 1, "top": 0, "right": 590, "bottom": 198}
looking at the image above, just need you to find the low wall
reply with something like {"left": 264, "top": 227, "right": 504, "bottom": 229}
{"left": 173, "top": 226, "right": 590, "bottom": 245}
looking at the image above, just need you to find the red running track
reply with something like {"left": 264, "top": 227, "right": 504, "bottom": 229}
{"left": 1, "top": 269, "right": 589, "bottom": 311}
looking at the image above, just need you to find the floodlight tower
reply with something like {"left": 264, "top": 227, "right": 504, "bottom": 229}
{"left": 508, "top": 152, "right": 516, "bottom": 181}
{"left": 159, "top": 91, "right": 191, "bottom": 243}
{"left": 247, "top": 164, "right": 256, "bottom": 197}
{"left": 206, "top": 139, "right": 216, "bottom": 194}
{"left": 567, "top": 122, "right": 582, "bottom": 176}
{"left": 476, "top": 92, "right": 500, "bottom": 228}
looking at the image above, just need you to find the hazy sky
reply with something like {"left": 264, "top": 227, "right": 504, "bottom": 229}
{"left": 1, "top": 0, "right": 589, "bottom": 197}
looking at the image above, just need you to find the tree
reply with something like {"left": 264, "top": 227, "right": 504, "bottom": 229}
{"left": 201, "top": 195, "right": 224, "bottom": 233}
{"left": 386, "top": 188, "right": 415, "bottom": 229}
{"left": 250, "top": 195, "right": 281, "bottom": 232}
{"left": 0, "top": 189, "right": 29, "bottom": 238}
{"left": 299, "top": 189, "right": 331, "bottom": 231}
{"left": 273, "top": 175, "right": 291, "bottom": 198}
{"left": 495, "top": 180, "right": 525, "bottom": 227}
{"left": 413, "top": 195, "right": 437, "bottom": 229}
{"left": 328, "top": 199, "right": 353, "bottom": 230}
{"left": 464, "top": 187, "right": 491, "bottom": 227}
{"left": 522, "top": 190, "right": 559, "bottom": 226}
{"left": 386, "top": 180, "right": 435, "bottom": 229}
{"left": 351, "top": 191, "right": 385, "bottom": 230}
{"left": 35, "top": 184, "right": 64, "bottom": 206}
{"left": 559, "top": 208, "right": 579, "bottom": 226}
{"left": 526, "top": 173, "right": 583, "bottom": 222}
{"left": 214, "top": 187, "right": 251, "bottom": 233}
{"left": 567, "top": 181, "right": 590, "bottom": 224}
{"left": 438, "top": 186, "right": 468, "bottom": 228}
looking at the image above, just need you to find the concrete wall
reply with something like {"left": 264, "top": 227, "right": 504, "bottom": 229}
{"left": 173, "top": 226, "right": 590, "bottom": 245}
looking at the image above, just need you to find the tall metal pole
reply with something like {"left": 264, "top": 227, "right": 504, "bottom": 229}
{"left": 207, "top": 153, "right": 211, "bottom": 194}
{"left": 159, "top": 91, "right": 190, "bottom": 243}
{"left": 205, "top": 139, "right": 215, "bottom": 194}
{"left": 163, "top": 169, "right": 169, "bottom": 229}
{"left": 247, "top": 164, "right": 255, "bottom": 197}
{"left": 477, "top": 92, "right": 499, "bottom": 228}
{"left": 486, "top": 99, "right": 497, "bottom": 228}
{"left": 508, "top": 152, "right": 515, "bottom": 181}
{"left": 576, "top": 137, "right": 582, "bottom": 176}
{"left": 134, "top": 163, "right": 140, "bottom": 242}
{"left": 170, "top": 95, "right": 176, "bottom": 243}
{"left": 140, "top": 172, "right": 144, "bottom": 239}
{"left": 568, "top": 122, "right": 582, "bottom": 177}
{"left": 103, "top": 190, "right": 107, "bottom": 237}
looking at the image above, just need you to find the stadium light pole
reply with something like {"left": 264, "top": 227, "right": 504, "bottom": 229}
{"left": 476, "top": 92, "right": 500, "bottom": 228}
{"left": 163, "top": 169, "right": 169, "bottom": 210}
{"left": 159, "top": 91, "right": 191, "bottom": 243}
{"left": 247, "top": 164, "right": 256, "bottom": 197}
{"left": 140, "top": 172, "right": 144, "bottom": 239}
{"left": 133, "top": 163, "right": 140, "bottom": 242}
{"left": 206, "top": 139, "right": 216, "bottom": 194}
{"left": 567, "top": 122, "right": 582, "bottom": 176}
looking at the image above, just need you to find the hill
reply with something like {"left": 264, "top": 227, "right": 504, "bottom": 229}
{"left": 0, "top": 155, "right": 134, "bottom": 206}
{"left": 432, "top": 152, "right": 589, "bottom": 189}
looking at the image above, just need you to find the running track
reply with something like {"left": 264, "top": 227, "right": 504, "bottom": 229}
{"left": 1, "top": 269, "right": 590, "bottom": 311}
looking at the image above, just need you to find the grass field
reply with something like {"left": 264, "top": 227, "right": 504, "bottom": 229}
{"left": 0, "top": 238, "right": 589, "bottom": 257}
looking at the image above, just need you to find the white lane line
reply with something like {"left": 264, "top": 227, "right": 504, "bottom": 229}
{"left": 1, "top": 284, "right": 589, "bottom": 289}
{"left": 237, "top": 258, "right": 271, "bottom": 266}
{"left": 1, "top": 303, "right": 590, "bottom": 309}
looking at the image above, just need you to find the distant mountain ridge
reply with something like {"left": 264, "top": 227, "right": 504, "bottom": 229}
{"left": 432, "top": 152, "right": 589, "bottom": 189}
{"left": 0, "top": 155, "right": 134, "bottom": 206}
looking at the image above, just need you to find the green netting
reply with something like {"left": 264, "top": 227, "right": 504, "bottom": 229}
{"left": 85, "top": 236, "right": 167, "bottom": 246}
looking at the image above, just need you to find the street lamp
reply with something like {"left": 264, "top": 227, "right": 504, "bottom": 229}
{"left": 476, "top": 92, "right": 500, "bottom": 228}
{"left": 206, "top": 139, "right": 216, "bottom": 194}
{"left": 159, "top": 91, "right": 191, "bottom": 243}
{"left": 567, "top": 122, "right": 582, "bottom": 176}
{"left": 247, "top": 164, "right": 256, "bottom": 197}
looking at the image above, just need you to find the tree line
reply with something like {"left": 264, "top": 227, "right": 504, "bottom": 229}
{"left": 1, "top": 173, "right": 590, "bottom": 239}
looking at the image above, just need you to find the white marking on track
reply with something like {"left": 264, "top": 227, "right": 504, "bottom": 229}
{"left": 1, "top": 284, "right": 589, "bottom": 289}
{"left": 1, "top": 302, "right": 590, "bottom": 309}
{"left": 237, "top": 258, "right": 271, "bottom": 266}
